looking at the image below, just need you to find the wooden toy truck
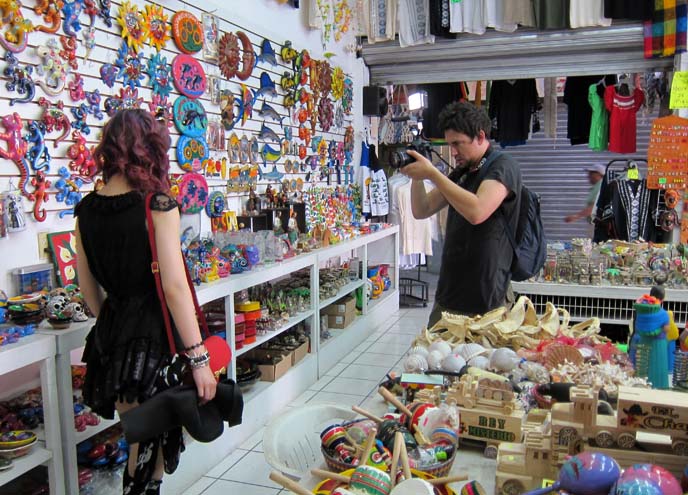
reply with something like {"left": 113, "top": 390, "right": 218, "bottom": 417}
{"left": 495, "top": 385, "right": 688, "bottom": 495}
{"left": 445, "top": 375, "right": 525, "bottom": 458}
{"left": 551, "top": 385, "right": 688, "bottom": 455}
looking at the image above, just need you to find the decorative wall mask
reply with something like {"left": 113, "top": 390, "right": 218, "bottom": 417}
{"left": 218, "top": 31, "right": 254, "bottom": 81}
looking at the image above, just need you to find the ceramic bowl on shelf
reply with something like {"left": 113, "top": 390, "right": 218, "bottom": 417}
{"left": 0, "top": 457, "right": 11, "bottom": 471}
{"left": 0, "top": 430, "right": 37, "bottom": 449}
{"left": 47, "top": 317, "right": 72, "bottom": 330}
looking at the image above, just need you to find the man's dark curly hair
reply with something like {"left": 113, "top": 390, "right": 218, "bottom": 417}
{"left": 437, "top": 101, "right": 491, "bottom": 140}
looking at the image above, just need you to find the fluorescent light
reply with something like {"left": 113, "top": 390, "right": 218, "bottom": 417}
{"left": 408, "top": 90, "right": 428, "bottom": 111}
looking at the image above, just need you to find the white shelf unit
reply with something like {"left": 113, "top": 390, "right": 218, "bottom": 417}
{"left": 0, "top": 334, "right": 64, "bottom": 494}
{"left": 512, "top": 282, "right": 688, "bottom": 326}
{"left": 31, "top": 227, "right": 399, "bottom": 495}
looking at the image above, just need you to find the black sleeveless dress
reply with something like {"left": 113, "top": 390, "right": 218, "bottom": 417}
{"left": 75, "top": 191, "right": 185, "bottom": 485}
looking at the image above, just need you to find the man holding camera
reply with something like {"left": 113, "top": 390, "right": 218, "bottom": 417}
{"left": 403, "top": 102, "right": 522, "bottom": 327}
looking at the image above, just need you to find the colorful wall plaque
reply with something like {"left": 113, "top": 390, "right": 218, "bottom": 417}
{"left": 176, "top": 135, "right": 209, "bottom": 172}
{"left": 173, "top": 96, "right": 208, "bottom": 137}
{"left": 171, "top": 11, "right": 203, "bottom": 54}
{"left": 172, "top": 54, "right": 206, "bottom": 99}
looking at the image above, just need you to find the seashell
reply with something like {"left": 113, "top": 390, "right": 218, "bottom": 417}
{"left": 468, "top": 355, "right": 489, "bottom": 370}
{"left": 455, "top": 342, "right": 487, "bottom": 361}
{"left": 409, "top": 345, "right": 429, "bottom": 359}
{"left": 403, "top": 354, "right": 428, "bottom": 373}
{"left": 441, "top": 354, "right": 466, "bottom": 373}
{"left": 489, "top": 347, "right": 520, "bottom": 372}
{"left": 428, "top": 340, "right": 452, "bottom": 358}
{"left": 427, "top": 350, "right": 444, "bottom": 370}
{"left": 543, "top": 344, "right": 584, "bottom": 370}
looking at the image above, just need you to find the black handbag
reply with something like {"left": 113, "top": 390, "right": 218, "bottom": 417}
{"left": 120, "top": 379, "right": 243, "bottom": 444}
{"left": 120, "top": 193, "right": 244, "bottom": 444}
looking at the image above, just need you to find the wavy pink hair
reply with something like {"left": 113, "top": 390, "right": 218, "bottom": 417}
{"left": 94, "top": 109, "right": 172, "bottom": 194}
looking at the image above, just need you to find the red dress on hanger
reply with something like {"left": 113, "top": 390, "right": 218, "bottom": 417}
{"left": 604, "top": 84, "right": 644, "bottom": 153}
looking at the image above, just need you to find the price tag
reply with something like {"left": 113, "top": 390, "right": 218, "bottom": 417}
{"left": 659, "top": 177, "right": 667, "bottom": 184}
{"left": 541, "top": 479, "right": 555, "bottom": 488}
{"left": 627, "top": 168, "right": 640, "bottom": 180}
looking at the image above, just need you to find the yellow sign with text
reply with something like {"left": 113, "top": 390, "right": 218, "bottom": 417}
{"left": 670, "top": 71, "right": 688, "bottom": 109}
{"left": 541, "top": 479, "right": 555, "bottom": 488}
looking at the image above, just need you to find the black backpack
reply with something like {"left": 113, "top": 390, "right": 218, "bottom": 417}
{"left": 476, "top": 151, "right": 547, "bottom": 282}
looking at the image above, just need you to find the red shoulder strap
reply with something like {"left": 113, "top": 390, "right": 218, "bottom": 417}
{"left": 145, "top": 192, "right": 210, "bottom": 355}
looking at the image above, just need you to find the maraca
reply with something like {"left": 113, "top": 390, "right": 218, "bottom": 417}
{"left": 461, "top": 481, "right": 488, "bottom": 495}
{"left": 617, "top": 464, "right": 681, "bottom": 495}
{"left": 522, "top": 452, "right": 621, "bottom": 495}
{"left": 321, "top": 424, "right": 356, "bottom": 464}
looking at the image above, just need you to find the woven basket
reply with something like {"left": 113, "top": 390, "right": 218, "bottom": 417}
{"left": 321, "top": 445, "right": 456, "bottom": 478}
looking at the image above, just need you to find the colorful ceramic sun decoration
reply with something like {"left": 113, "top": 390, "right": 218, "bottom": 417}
{"left": 144, "top": 4, "right": 169, "bottom": 52}
{"left": 117, "top": 0, "right": 147, "bottom": 52}
{"left": 146, "top": 52, "right": 172, "bottom": 97}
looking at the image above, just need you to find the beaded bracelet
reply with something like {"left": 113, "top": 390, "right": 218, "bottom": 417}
{"left": 185, "top": 351, "right": 210, "bottom": 369}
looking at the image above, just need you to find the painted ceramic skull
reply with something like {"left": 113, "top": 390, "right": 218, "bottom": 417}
{"left": 67, "top": 301, "right": 88, "bottom": 322}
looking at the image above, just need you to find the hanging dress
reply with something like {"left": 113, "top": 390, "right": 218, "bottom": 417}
{"left": 588, "top": 83, "right": 609, "bottom": 151}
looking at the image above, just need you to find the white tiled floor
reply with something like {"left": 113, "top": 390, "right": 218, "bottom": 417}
{"left": 189, "top": 280, "right": 498, "bottom": 495}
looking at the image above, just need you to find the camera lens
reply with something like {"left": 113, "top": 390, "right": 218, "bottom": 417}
{"left": 389, "top": 150, "right": 412, "bottom": 169}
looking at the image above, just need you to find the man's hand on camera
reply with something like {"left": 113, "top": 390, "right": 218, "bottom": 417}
{"left": 402, "top": 150, "right": 438, "bottom": 181}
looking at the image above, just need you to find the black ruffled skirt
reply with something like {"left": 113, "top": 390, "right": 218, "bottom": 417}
{"left": 81, "top": 293, "right": 186, "bottom": 486}
{"left": 81, "top": 292, "right": 174, "bottom": 419}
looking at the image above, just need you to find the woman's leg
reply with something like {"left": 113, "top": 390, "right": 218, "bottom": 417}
{"left": 116, "top": 400, "right": 165, "bottom": 494}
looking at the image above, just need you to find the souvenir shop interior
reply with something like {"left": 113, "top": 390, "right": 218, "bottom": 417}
{"left": 2, "top": 1, "right": 688, "bottom": 495}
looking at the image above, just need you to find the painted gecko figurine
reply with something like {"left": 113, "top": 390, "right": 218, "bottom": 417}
{"left": 28, "top": 170, "right": 51, "bottom": 222}
{"left": 0, "top": 112, "right": 30, "bottom": 197}
{"left": 25, "top": 120, "right": 51, "bottom": 171}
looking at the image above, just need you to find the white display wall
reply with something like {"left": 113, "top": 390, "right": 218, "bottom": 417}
{"left": 0, "top": 0, "right": 369, "bottom": 291}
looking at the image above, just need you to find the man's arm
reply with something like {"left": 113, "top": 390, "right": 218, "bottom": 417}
{"left": 564, "top": 204, "right": 593, "bottom": 223}
{"left": 411, "top": 179, "right": 448, "bottom": 219}
{"left": 404, "top": 151, "right": 509, "bottom": 225}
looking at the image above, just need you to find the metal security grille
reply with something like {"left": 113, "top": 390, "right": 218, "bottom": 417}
{"left": 513, "top": 282, "right": 688, "bottom": 326}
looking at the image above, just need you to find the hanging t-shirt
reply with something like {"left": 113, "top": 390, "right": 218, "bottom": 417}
{"left": 570, "top": 0, "right": 612, "bottom": 28}
{"left": 489, "top": 79, "right": 538, "bottom": 147}
{"left": 398, "top": 0, "right": 435, "bottom": 47}
{"left": 563, "top": 75, "right": 604, "bottom": 145}
{"left": 533, "top": 0, "right": 570, "bottom": 29}
{"left": 369, "top": 168, "right": 389, "bottom": 216}
{"left": 395, "top": 181, "right": 433, "bottom": 256}
{"left": 484, "top": 0, "right": 518, "bottom": 32}
{"left": 588, "top": 83, "right": 609, "bottom": 151}
{"left": 449, "top": 0, "right": 486, "bottom": 34}
{"left": 429, "top": 0, "right": 455, "bottom": 38}
{"left": 604, "top": 85, "right": 645, "bottom": 154}
{"left": 503, "top": 0, "right": 536, "bottom": 27}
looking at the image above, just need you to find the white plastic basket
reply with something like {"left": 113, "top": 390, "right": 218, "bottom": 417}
{"left": 263, "top": 403, "right": 358, "bottom": 479}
